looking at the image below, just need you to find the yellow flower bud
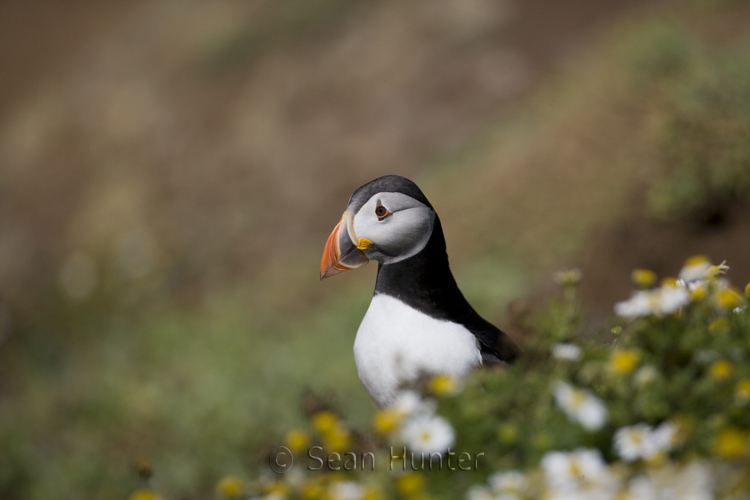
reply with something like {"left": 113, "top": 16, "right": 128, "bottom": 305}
{"left": 704, "top": 260, "right": 729, "bottom": 280}
{"left": 216, "top": 476, "right": 243, "bottom": 499}
{"left": 396, "top": 473, "right": 425, "bottom": 496}
{"left": 322, "top": 424, "right": 351, "bottom": 451}
{"left": 713, "top": 428, "right": 749, "bottom": 458}
{"left": 609, "top": 349, "right": 639, "bottom": 374}
{"left": 312, "top": 411, "right": 339, "bottom": 435}
{"left": 715, "top": 288, "right": 743, "bottom": 310}
{"left": 266, "top": 481, "right": 289, "bottom": 497}
{"left": 690, "top": 283, "right": 708, "bottom": 301}
{"left": 301, "top": 479, "right": 324, "bottom": 500}
{"left": 709, "top": 359, "right": 732, "bottom": 381}
{"left": 363, "top": 485, "right": 383, "bottom": 500}
{"left": 285, "top": 428, "right": 310, "bottom": 452}
{"left": 428, "top": 374, "right": 461, "bottom": 396}
{"left": 372, "top": 409, "right": 401, "bottom": 435}
{"left": 631, "top": 269, "right": 657, "bottom": 288}
{"left": 128, "top": 490, "right": 158, "bottom": 500}
{"left": 685, "top": 255, "right": 710, "bottom": 267}
{"left": 745, "top": 281, "right": 750, "bottom": 298}
{"left": 661, "top": 277, "right": 678, "bottom": 288}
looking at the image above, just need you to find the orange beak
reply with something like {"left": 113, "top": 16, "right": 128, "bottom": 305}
{"left": 320, "top": 211, "right": 369, "bottom": 280}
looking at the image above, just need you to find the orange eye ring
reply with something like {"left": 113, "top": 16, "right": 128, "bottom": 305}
{"left": 375, "top": 202, "right": 391, "bottom": 220}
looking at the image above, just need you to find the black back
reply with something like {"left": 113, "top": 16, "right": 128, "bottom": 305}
{"left": 361, "top": 176, "right": 520, "bottom": 363}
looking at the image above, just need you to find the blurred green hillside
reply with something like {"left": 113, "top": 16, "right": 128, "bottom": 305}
{"left": 1, "top": 0, "right": 750, "bottom": 499}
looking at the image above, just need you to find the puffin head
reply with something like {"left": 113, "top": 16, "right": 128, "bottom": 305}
{"left": 320, "top": 176, "right": 436, "bottom": 279}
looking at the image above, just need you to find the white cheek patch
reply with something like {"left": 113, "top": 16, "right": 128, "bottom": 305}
{"left": 374, "top": 207, "right": 434, "bottom": 262}
{"left": 351, "top": 193, "right": 435, "bottom": 264}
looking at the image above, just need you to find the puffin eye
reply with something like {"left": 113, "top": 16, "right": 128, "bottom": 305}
{"left": 375, "top": 202, "right": 391, "bottom": 220}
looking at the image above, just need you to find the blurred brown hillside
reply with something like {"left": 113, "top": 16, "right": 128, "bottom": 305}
{"left": 0, "top": 0, "right": 660, "bottom": 318}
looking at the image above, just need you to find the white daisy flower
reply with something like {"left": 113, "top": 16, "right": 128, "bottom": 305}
{"left": 401, "top": 413, "right": 455, "bottom": 454}
{"left": 488, "top": 470, "right": 526, "bottom": 495}
{"left": 615, "top": 284, "right": 689, "bottom": 319}
{"left": 651, "top": 421, "right": 678, "bottom": 454}
{"left": 633, "top": 365, "right": 659, "bottom": 387}
{"left": 646, "top": 460, "right": 713, "bottom": 500}
{"left": 541, "top": 448, "right": 609, "bottom": 489}
{"left": 553, "top": 381, "right": 608, "bottom": 431}
{"left": 623, "top": 475, "right": 657, "bottom": 500}
{"left": 465, "top": 484, "right": 495, "bottom": 500}
{"left": 613, "top": 424, "right": 653, "bottom": 462}
{"left": 614, "top": 421, "right": 678, "bottom": 462}
{"left": 391, "top": 390, "right": 436, "bottom": 417}
{"left": 687, "top": 279, "right": 707, "bottom": 292}
{"left": 656, "top": 285, "right": 689, "bottom": 314}
{"left": 679, "top": 256, "right": 712, "bottom": 282}
{"left": 672, "top": 461, "right": 713, "bottom": 500}
{"left": 328, "top": 481, "right": 365, "bottom": 500}
{"left": 704, "top": 260, "right": 730, "bottom": 279}
{"left": 552, "top": 343, "right": 583, "bottom": 361}
{"left": 614, "top": 290, "right": 656, "bottom": 319}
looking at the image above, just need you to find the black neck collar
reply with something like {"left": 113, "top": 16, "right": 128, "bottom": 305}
{"left": 371, "top": 215, "right": 520, "bottom": 363}
{"left": 374, "top": 217, "right": 472, "bottom": 322}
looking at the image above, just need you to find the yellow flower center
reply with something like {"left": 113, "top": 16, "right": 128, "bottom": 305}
{"left": 372, "top": 409, "right": 401, "bottom": 435}
{"left": 631, "top": 269, "right": 657, "bottom": 288}
{"left": 713, "top": 428, "right": 749, "bottom": 458}
{"left": 610, "top": 350, "right": 639, "bottom": 374}
{"left": 661, "top": 277, "right": 679, "bottom": 288}
{"left": 429, "top": 374, "right": 459, "bottom": 396}
{"left": 267, "top": 482, "right": 289, "bottom": 496}
{"left": 128, "top": 490, "right": 158, "bottom": 500}
{"left": 396, "top": 473, "right": 425, "bottom": 496}
{"left": 302, "top": 480, "right": 323, "bottom": 500}
{"left": 709, "top": 359, "right": 732, "bottom": 380}
{"left": 715, "top": 288, "right": 742, "bottom": 310}
{"left": 690, "top": 284, "right": 708, "bottom": 301}
{"left": 570, "top": 390, "right": 587, "bottom": 409}
{"left": 685, "top": 255, "right": 710, "bottom": 268}
{"left": 568, "top": 461, "right": 582, "bottom": 479}
{"left": 285, "top": 428, "right": 310, "bottom": 452}
{"left": 322, "top": 425, "right": 351, "bottom": 451}
{"left": 216, "top": 477, "right": 243, "bottom": 499}
{"left": 312, "top": 411, "right": 339, "bottom": 434}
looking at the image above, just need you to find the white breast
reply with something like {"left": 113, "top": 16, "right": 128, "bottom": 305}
{"left": 353, "top": 294, "right": 482, "bottom": 407}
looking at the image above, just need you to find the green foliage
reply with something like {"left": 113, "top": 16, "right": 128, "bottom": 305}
{"left": 224, "top": 266, "right": 750, "bottom": 500}
{"left": 640, "top": 39, "right": 750, "bottom": 219}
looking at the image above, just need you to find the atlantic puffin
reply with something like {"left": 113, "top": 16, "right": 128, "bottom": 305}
{"left": 320, "top": 175, "right": 520, "bottom": 407}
